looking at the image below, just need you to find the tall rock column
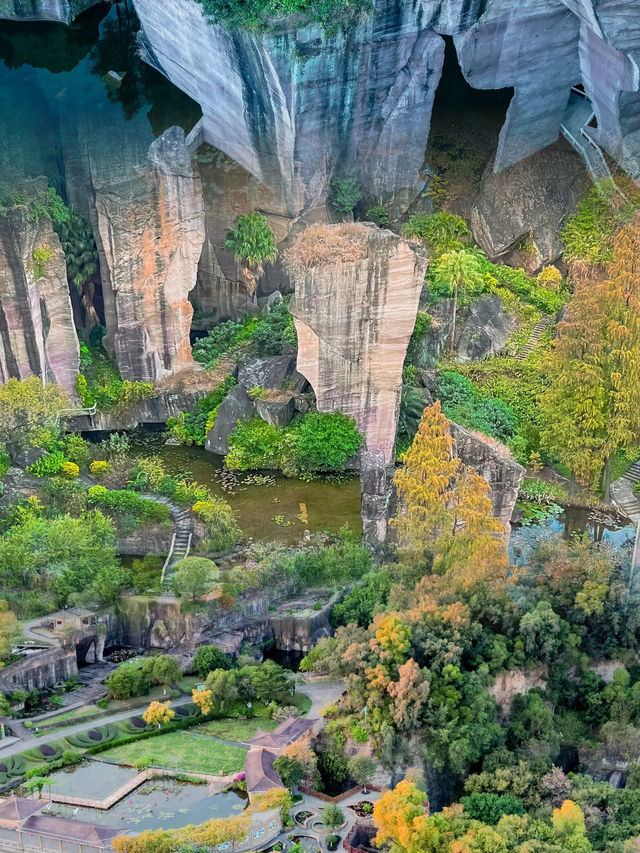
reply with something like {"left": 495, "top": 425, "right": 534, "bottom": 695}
{"left": 288, "top": 224, "right": 428, "bottom": 466}
{"left": 0, "top": 192, "right": 79, "bottom": 395}
{"left": 89, "top": 127, "right": 206, "bottom": 381}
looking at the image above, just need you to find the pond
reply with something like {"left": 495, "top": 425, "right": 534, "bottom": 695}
{"left": 136, "top": 442, "right": 363, "bottom": 544}
{"left": 45, "top": 760, "right": 138, "bottom": 800}
{"left": 510, "top": 504, "right": 636, "bottom": 567}
{"left": 49, "top": 773, "right": 247, "bottom": 833}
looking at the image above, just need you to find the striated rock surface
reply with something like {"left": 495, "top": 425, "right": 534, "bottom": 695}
{"left": 449, "top": 421, "right": 525, "bottom": 534}
{"left": 205, "top": 384, "right": 256, "bottom": 455}
{"left": 133, "top": 0, "right": 639, "bottom": 219}
{"left": 470, "top": 142, "right": 592, "bottom": 264}
{"left": 289, "top": 224, "right": 428, "bottom": 465}
{"left": 0, "top": 0, "right": 99, "bottom": 23}
{"left": 0, "top": 192, "right": 79, "bottom": 394}
{"left": 456, "top": 295, "right": 516, "bottom": 361}
{"left": 67, "top": 125, "right": 206, "bottom": 381}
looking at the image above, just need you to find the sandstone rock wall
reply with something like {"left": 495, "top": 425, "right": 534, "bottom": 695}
{"left": 65, "top": 125, "right": 206, "bottom": 382}
{"left": 133, "top": 0, "right": 639, "bottom": 219}
{"left": 0, "top": 197, "right": 79, "bottom": 395}
{"left": 449, "top": 421, "right": 525, "bottom": 534}
{"left": 290, "top": 225, "right": 427, "bottom": 465}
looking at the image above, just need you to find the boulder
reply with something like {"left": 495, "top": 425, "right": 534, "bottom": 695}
{"left": 456, "top": 295, "right": 516, "bottom": 361}
{"left": 411, "top": 299, "right": 454, "bottom": 369}
{"left": 237, "top": 356, "right": 296, "bottom": 391}
{"left": 255, "top": 395, "right": 296, "bottom": 427}
{"left": 470, "top": 143, "right": 591, "bottom": 265}
{"left": 205, "top": 385, "right": 256, "bottom": 455}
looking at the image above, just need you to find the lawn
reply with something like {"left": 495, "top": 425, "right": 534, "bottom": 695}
{"left": 194, "top": 716, "right": 279, "bottom": 743}
{"left": 99, "top": 731, "right": 248, "bottom": 775}
{"left": 291, "top": 692, "right": 312, "bottom": 715}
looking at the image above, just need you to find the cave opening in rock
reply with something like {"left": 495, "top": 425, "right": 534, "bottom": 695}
{"left": 425, "top": 36, "right": 514, "bottom": 206}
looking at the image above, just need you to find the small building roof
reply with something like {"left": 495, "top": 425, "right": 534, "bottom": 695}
{"left": 248, "top": 716, "right": 318, "bottom": 750}
{"left": 0, "top": 794, "right": 46, "bottom": 823}
{"left": 23, "top": 814, "right": 122, "bottom": 846}
{"left": 244, "top": 748, "right": 286, "bottom": 794}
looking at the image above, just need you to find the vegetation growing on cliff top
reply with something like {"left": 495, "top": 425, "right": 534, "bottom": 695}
{"left": 195, "top": 0, "right": 370, "bottom": 32}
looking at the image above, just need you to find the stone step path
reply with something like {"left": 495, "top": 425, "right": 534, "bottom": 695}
{"left": 517, "top": 315, "right": 553, "bottom": 359}
{"left": 611, "top": 459, "right": 640, "bottom": 522}
{"left": 151, "top": 500, "right": 194, "bottom": 593}
{"left": 560, "top": 89, "right": 628, "bottom": 205}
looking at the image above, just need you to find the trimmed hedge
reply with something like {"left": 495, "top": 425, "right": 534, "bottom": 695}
{"left": 86, "top": 705, "right": 211, "bottom": 755}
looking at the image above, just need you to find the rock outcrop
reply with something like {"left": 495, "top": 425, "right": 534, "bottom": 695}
{"left": 470, "top": 142, "right": 592, "bottom": 264}
{"left": 456, "top": 295, "right": 516, "bottom": 361}
{"left": 449, "top": 422, "right": 525, "bottom": 533}
{"left": 0, "top": 0, "right": 99, "bottom": 23}
{"left": 205, "top": 384, "right": 256, "bottom": 455}
{"left": 133, "top": 0, "right": 639, "bottom": 219}
{"left": 289, "top": 224, "right": 428, "bottom": 465}
{"left": 0, "top": 193, "right": 79, "bottom": 395}
{"left": 71, "top": 126, "right": 206, "bottom": 382}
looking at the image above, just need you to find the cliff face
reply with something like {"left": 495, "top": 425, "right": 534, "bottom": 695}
{"left": 0, "top": 0, "right": 98, "bottom": 23}
{"left": 289, "top": 224, "right": 427, "bottom": 465}
{"left": 65, "top": 125, "right": 205, "bottom": 382}
{"left": 0, "top": 194, "right": 79, "bottom": 394}
{"left": 133, "top": 0, "right": 639, "bottom": 220}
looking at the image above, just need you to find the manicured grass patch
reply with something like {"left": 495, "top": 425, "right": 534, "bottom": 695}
{"left": 290, "top": 692, "right": 312, "bottom": 715}
{"left": 177, "top": 675, "right": 200, "bottom": 693}
{"left": 98, "top": 731, "right": 247, "bottom": 774}
{"left": 194, "top": 716, "right": 279, "bottom": 742}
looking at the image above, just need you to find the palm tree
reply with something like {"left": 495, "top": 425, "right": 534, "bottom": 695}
{"left": 225, "top": 211, "right": 277, "bottom": 294}
{"left": 434, "top": 250, "right": 484, "bottom": 351}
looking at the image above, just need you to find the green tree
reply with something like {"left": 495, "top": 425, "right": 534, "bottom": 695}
{"left": 348, "top": 755, "right": 376, "bottom": 793}
{"left": 430, "top": 250, "right": 485, "bottom": 350}
{"left": 105, "top": 662, "right": 150, "bottom": 700}
{"left": 322, "top": 804, "right": 345, "bottom": 831}
{"left": 273, "top": 754, "right": 304, "bottom": 789}
{"left": 93, "top": 563, "right": 132, "bottom": 604}
{"left": 330, "top": 176, "right": 362, "bottom": 215}
{"left": 142, "top": 654, "right": 182, "bottom": 689}
{"left": 171, "top": 557, "right": 219, "bottom": 601}
{"left": 204, "top": 668, "right": 239, "bottom": 715}
{"left": 0, "top": 601, "right": 20, "bottom": 662}
{"left": 192, "top": 645, "right": 230, "bottom": 679}
{"left": 0, "top": 377, "right": 68, "bottom": 455}
{"left": 245, "top": 660, "right": 292, "bottom": 704}
{"left": 459, "top": 792, "right": 524, "bottom": 825}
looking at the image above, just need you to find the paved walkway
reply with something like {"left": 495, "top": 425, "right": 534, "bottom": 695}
{"left": 0, "top": 695, "right": 195, "bottom": 757}
{"left": 298, "top": 680, "right": 345, "bottom": 718}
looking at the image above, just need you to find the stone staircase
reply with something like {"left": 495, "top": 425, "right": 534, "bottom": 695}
{"left": 615, "top": 460, "right": 640, "bottom": 517}
{"left": 161, "top": 508, "right": 194, "bottom": 593}
{"left": 560, "top": 89, "right": 628, "bottom": 205}
{"left": 517, "top": 315, "right": 553, "bottom": 360}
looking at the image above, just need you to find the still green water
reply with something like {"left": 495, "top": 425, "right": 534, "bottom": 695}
{"left": 154, "top": 444, "right": 362, "bottom": 544}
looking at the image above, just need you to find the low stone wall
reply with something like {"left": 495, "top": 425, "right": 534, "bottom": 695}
{"left": 0, "top": 647, "right": 77, "bottom": 693}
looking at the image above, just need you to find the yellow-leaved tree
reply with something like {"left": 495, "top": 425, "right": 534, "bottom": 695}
{"left": 540, "top": 217, "right": 639, "bottom": 499}
{"left": 392, "top": 402, "right": 508, "bottom": 593}
{"left": 142, "top": 700, "right": 175, "bottom": 729}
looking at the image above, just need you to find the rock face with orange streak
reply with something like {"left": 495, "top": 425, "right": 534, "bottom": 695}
{"left": 289, "top": 225, "right": 428, "bottom": 466}
{"left": 90, "top": 127, "right": 205, "bottom": 382}
{"left": 0, "top": 185, "right": 79, "bottom": 395}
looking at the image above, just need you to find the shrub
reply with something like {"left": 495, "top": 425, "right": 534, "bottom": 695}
{"left": 536, "top": 265, "right": 563, "bottom": 290}
{"left": 330, "top": 176, "right": 362, "bottom": 214}
{"left": 226, "top": 419, "right": 286, "bottom": 471}
{"left": 62, "top": 434, "right": 91, "bottom": 467}
{"left": 191, "top": 498, "right": 241, "bottom": 551}
{"left": 225, "top": 211, "right": 277, "bottom": 268}
{"left": 436, "top": 371, "right": 517, "bottom": 442}
{"left": 295, "top": 412, "right": 362, "bottom": 473}
{"left": 60, "top": 461, "right": 79, "bottom": 479}
{"left": 561, "top": 186, "right": 631, "bottom": 266}
{"left": 87, "top": 487, "right": 170, "bottom": 525}
{"left": 460, "top": 792, "right": 525, "bottom": 824}
{"left": 403, "top": 211, "right": 471, "bottom": 253}
{"left": 195, "top": 0, "right": 369, "bottom": 30}
{"left": 172, "top": 557, "right": 219, "bottom": 601}
{"left": 365, "top": 206, "right": 389, "bottom": 227}
{"left": 27, "top": 451, "right": 66, "bottom": 477}
{"left": 90, "top": 460, "right": 109, "bottom": 476}
{"left": 283, "top": 224, "right": 368, "bottom": 277}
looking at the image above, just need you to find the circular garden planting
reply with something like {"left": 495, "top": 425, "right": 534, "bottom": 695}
{"left": 39, "top": 744, "right": 57, "bottom": 757}
{"left": 348, "top": 800, "right": 374, "bottom": 817}
{"left": 130, "top": 716, "right": 146, "bottom": 728}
